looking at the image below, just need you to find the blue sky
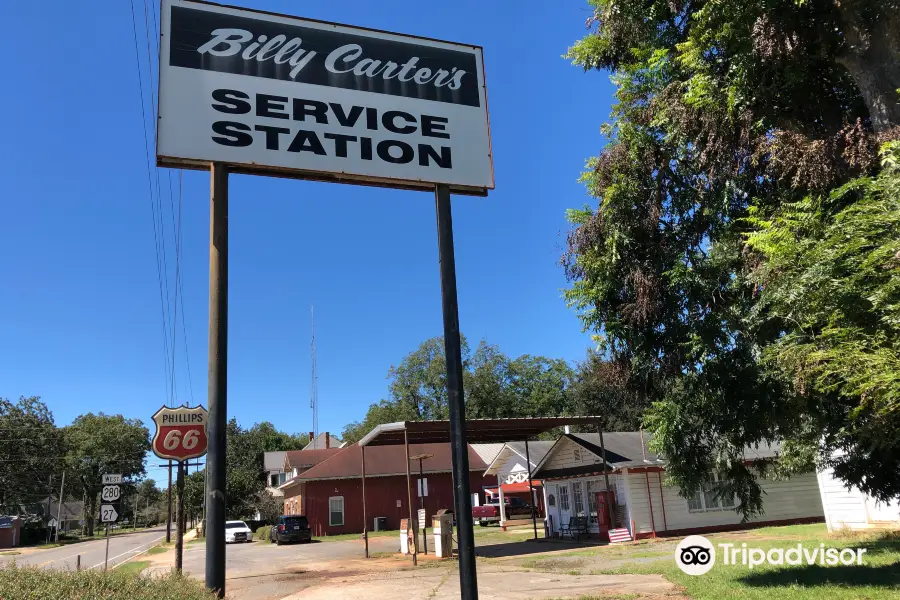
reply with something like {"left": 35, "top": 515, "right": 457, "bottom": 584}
{"left": 0, "top": 0, "right": 612, "bottom": 481}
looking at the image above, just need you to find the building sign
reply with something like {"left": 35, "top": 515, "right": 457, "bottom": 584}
{"left": 158, "top": 0, "right": 494, "bottom": 195}
{"left": 151, "top": 405, "right": 209, "bottom": 461}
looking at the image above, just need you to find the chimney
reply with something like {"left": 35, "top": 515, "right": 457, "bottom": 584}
{"left": 308, "top": 432, "right": 315, "bottom": 448}
{"left": 325, "top": 432, "right": 331, "bottom": 449}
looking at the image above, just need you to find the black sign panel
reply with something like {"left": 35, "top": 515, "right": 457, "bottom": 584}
{"left": 169, "top": 6, "right": 481, "bottom": 107}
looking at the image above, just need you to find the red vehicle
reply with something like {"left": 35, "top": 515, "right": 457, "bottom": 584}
{"left": 472, "top": 497, "right": 533, "bottom": 526}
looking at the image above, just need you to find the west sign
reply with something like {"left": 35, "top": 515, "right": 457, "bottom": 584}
{"left": 151, "top": 405, "right": 209, "bottom": 461}
{"left": 157, "top": 0, "right": 494, "bottom": 195}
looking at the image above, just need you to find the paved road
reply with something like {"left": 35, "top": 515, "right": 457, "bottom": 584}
{"left": 0, "top": 527, "right": 166, "bottom": 571}
{"left": 169, "top": 535, "right": 401, "bottom": 600}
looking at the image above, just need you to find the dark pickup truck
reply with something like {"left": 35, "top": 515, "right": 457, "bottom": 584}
{"left": 472, "top": 497, "right": 533, "bottom": 526}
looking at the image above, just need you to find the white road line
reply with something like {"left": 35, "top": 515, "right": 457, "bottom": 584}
{"left": 35, "top": 531, "right": 165, "bottom": 568}
{"left": 88, "top": 535, "right": 166, "bottom": 570}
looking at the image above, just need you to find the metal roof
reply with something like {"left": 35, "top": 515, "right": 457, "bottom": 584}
{"left": 357, "top": 417, "right": 604, "bottom": 447}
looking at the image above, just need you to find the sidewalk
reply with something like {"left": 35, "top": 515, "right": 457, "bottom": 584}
{"left": 284, "top": 565, "right": 676, "bottom": 600}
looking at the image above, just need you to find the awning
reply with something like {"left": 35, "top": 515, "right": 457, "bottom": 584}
{"left": 485, "top": 481, "right": 543, "bottom": 495}
{"left": 358, "top": 417, "right": 604, "bottom": 447}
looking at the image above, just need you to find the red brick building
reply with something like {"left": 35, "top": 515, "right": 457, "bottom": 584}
{"left": 280, "top": 443, "right": 496, "bottom": 536}
{"left": 277, "top": 448, "right": 343, "bottom": 515}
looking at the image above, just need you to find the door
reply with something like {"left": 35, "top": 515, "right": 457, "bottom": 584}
{"left": 557, "top": 483, "right": 573, "bottom": 530}
{"left": 545, "top": 484, "right": 560, "bottom": 535}
{"left": 595, "top": 492, "right": 610, "bottom": 536}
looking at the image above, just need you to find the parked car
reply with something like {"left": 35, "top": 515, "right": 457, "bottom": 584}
{"left": 225, "top": 520, "right": 253, "bottom": 543}
{"left": 270, "top": 514, "right": 312, "bottom": 545}
{"left": 472, "top": 497, "right": 533, "bottom": 526}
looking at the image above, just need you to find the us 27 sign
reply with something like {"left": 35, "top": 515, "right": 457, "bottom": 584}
{"left": 151, "top": 405, "right": 209, "bottom": 461}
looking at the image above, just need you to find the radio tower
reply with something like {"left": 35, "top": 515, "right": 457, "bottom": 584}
{"left": 310, "top": 305, "right": 319, "bottom": 449}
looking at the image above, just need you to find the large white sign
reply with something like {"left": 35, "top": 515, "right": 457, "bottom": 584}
{"left": 158, "top": 0, "right": 494, "bottom": 195}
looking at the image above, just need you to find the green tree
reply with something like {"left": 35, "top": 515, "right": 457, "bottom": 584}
{"left": 0, "top": 397, "right": 63, "bottom": 509}
{"left": 342, "top": 337, "right": 576, "bottom": 443}
{"left": 223, "top": 421, "right": 307, "bottom": 519}
{"left": 562, "top": 0, "right": 900, "bottom": 517}
{"left": 744, "top": 142, "right": 900, "bottom": 499}
{"left": 63, "top": 414, "right": 149, "bottom": 535}
{"left": 570, "top": 352, "right": 648, "bottom": 431}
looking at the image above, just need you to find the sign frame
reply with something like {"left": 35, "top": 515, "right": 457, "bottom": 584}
{"left": 156, "top": 0, "right": 494, "bottom": 196}
{"left": 151, "top": 404, "right": 210, "bottom": 461}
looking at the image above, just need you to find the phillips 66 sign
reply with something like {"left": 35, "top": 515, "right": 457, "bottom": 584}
{"left": 152, "top": 405, "right": 209, "bottom": 461}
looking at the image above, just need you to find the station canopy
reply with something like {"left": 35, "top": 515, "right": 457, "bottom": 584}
{"left": 357, "top": 417, "right": 604, "bottom": 447}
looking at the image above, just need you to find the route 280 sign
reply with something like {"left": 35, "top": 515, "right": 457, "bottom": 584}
{"left": 151, "top": 405, "right": 209, "bottom": 461}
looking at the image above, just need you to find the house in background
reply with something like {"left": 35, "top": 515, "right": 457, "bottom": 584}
{"left": 533, "top": 432, "right": 825, "bottom": 540}
{"left": 264, "top": 451, "right": 288, "bottom": 497}
{"left": 282, "top": 442, "right": 502, "bottom": 536}
{"left": 263, "top": 432, "right": 344, "bottom": 497}
{"left": 277, "top": 448, "right": 344, "bottom": 515}
{"left": 482, "top": 441, "right": 555, "bottom": 522}
{"left": 0, "top": 517, "right": 22, "bottom": 549}
{"left": 48, "top": 500, "right": 84, "bottom": 534}
{"left": 817, "top": 461, "right": 900, "bottom": 531}
{"left": 304, "top": 431, "right": 344, "bottom": 451}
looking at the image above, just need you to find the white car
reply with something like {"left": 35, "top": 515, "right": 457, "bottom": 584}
{"left": 224, "top": 520, "right": 253, "bottom": 543}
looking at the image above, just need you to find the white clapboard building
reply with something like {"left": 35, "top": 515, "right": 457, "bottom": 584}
{"left": 531, "top": 432, "right": 825, "bottom": 540}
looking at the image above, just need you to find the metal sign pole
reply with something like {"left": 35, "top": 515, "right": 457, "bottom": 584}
{"left": 104, "top": 524, "right": 110, "bottom": 571}
{"left": 206, "top": 162, "right": 229, "bottom": 598}
{"left": 176, "top": 460, "right": 185, "bottom": 572}
{"left": 434, "top": 184, "right": 478, "bottom": 599}
{"left": 166, "top": 460, "right": 173, "bottom": 543}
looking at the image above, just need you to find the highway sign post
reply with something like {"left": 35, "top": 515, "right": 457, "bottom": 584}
{"left": 101, "top": 475, "right": 121, "bottom": 571}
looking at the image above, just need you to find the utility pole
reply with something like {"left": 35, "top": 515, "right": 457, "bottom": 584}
{"left": 45, "top": 476, "right": 52, "bottom": 544}
{"left": 134, "top": 488, "right": 140, "bottom": 530}
{"left": 55, "top": 472, "right": 65, "bottom": 543}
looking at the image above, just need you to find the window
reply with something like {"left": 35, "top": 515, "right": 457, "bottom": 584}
{"left": 278, "top": 472, "right": 287, "bottom": 485}
{"left": 329, "top": 496, "right": 344, "bottom": 526}
{"left": 270, "top": 474, "right": 279, "bottom": 487}
{"left": 573, "top": 481, "right": 585, "bottom": 517}
{"left": 687, "top": 473, "right": 735, "bottom": 512}
{"left": 586, "top": 481, "right": 598, "bottom": 524}
{"left": 559, "top": 485, "right": 570, "bottom": 511}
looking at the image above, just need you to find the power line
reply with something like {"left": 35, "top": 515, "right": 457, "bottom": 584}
{"left": 130, "top": 0, "right": 172, "bottom": 407}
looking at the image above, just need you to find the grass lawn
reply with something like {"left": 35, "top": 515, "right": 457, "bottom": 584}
{"left": 0, "top": 552, "right": 20, "bottom": 556}
{"left": 520, "top": 524, "right": 899, "bottom": 600}
{"left": 116, "top": 560, "right": 150, "bottom": 575}
{"left": 147, "top": 544, "right": 170, "bottom": 555}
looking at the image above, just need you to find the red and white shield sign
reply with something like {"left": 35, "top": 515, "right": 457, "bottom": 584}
{"left": 151, "top": 405, "right": 209, "bottom": 461}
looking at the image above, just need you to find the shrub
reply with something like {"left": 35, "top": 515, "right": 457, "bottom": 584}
{"left": 0, "top": 564, "right": 217, "bottom": 600}
{"left": 255, "top": 525, "right": 271, "bottom": 542}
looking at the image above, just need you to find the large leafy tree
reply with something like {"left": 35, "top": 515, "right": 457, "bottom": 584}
{"left": 0, "top": 397, "right": 63, "bottom": 509}
{"left": 563, "top": 0, "right": 900, "bottom": 516}
{"left": 342, "top": 337, "right": 576, "bottom": 443}
{"left": 223, "top": 421, "right": 307, "bottom": 519}
{"left": 63, "top": 413, "right": 150, "bottom": 535}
